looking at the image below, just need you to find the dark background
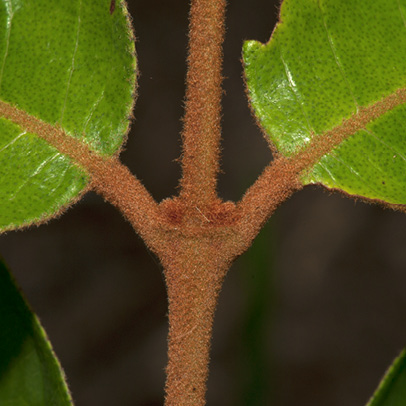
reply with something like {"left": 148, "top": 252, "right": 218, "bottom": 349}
{"left": 1, "top": 0, "right": 406, "bottom": 405}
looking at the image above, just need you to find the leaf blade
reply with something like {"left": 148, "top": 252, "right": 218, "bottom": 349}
{"left": 367, "top": 350, "right": 406, "bottom": 406}
{"left": 243, "top": 0, "right": 406, "bottom": 204}
{"left": 0, "top": 0, "right": 136, "bottom": 231}
{"left": 0, "top": 259, "right": 73, "bottom": 405}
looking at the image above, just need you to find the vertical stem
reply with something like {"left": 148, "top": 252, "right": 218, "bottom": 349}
{"left": 162, "top": 237, "right": 230, "bottom": 405}
{"left": 179, "top": 0, "right": 226, "bottom": 206}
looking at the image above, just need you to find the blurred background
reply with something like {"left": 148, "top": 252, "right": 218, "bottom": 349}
{"left": 1, "top": 0, "right": 406, "bottom": 405}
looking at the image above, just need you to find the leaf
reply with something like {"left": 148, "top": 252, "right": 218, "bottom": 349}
{"left": 0, "top": 0, "right": 136, "bottom": 231}
{"left": 0, "top": 259, "right": 73, "bottom": 405}
{"left": 366, "top": 350, "right": 406, "bottom": 406}
{"left": 243, "top": 0, "right": 406, "bottom": 205}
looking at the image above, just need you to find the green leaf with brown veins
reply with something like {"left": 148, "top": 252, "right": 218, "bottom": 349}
{"left": 0, "top": 0, "right": 136, "bottom": 231}
{"left": 243, "top": 0, "right": 406, "bottom": 206}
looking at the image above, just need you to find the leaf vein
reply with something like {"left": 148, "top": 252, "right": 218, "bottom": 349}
{"left": 316, "top": 161, "right": 337, "bottom": 183}
{"left": 397, "top": 0, "right": 406, "bottom": 28}
{"left": 49, "top": 159, "right": 69, "bottom": 195}
{"left": 0, "top": 0, "right": 15, "bottom": 91}
{"left": 279, "top": 51, "right": 314, "bottom": 136}
{"left": 328, "top": 153, "right": 382, "bottom": 196}
{"left": 365, "top": 128, "right": 406, "bottom": 162}
{"left": 317, "top": 0, "right": 358, "bottom": 110}
{"left": 60, "top": 0, "right": 82, "bottom": 125}
{"left": 83, "top": 89, "right": 105, "bottom": 133}
{"left": 0, "top": 130, "right": 25, "bottom": 153}
{"left": 10, "top": 152, "right": 60, "bottom": 200}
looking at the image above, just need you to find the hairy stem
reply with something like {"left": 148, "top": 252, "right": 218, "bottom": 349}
{"left": 179, "top": 0, "right": 226, "bottom": 206}
{"left": 235, "top": 156, "right": 302, "bottom": 253}
{"left": 235, "top": 87, "right": 406, "bottom": 249}
{"left": 162, "top": 236, "right": 231, "bottom": 406}
{"left": 0, "top": 100, "right": 160, "bottom": 241}
{"left": 7, "top": 3, "right": 406, "bottom": 404}
{"left": 89, "top": 157, "right": 160, "bottom": 242}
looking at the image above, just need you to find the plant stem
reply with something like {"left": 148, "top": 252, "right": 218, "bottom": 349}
{"left": 235, "top": 87, "right": 406, "bottom": 245}
{"left": 235, "top": 157, "right": 301, "bottom": 252}
{"left": 0, "top": 100, "right": 160, "bottom": 241}
{"left": 179, "top": 0, "right": 226, "bottom": 206}
{"left": 161, "top": 235, "right": 231, "bottom": 405}
{"left": 161, "top": 2, "right": 229, "bottom": 399}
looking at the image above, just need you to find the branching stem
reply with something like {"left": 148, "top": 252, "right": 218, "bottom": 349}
{"left": 3, "top": 1, "right": 406, "bottom": 404}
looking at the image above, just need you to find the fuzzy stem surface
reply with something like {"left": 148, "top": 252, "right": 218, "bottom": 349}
{"left": 162, "top": 235, "right": 231, "bottom": 405}
{"left": 179, "top": 0, "right": 226, "bottom": 206}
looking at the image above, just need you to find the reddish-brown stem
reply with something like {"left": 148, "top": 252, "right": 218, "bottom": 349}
{"left": 161, "top": 235, "right": 232, "bottom": 406}
{"left": 0, "top": 100, "right": 160, "bottom": 242}
{"left": 89, "top": 157, "right": 161, "bottom": 243}
{"left": 235, "top": 86, "right": 406, "bottom": 253}
{"left": 179, "top": 0, "right": 226, "bottom": 206}
{"left": 234, "top": 156, "right": 302, "bottom": 254}
{"left": 3, "top": 2, "right": 406, "bottom": 404}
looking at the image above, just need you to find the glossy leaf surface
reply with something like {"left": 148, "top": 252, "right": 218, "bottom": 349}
{"left": 367, "top": 350, "right": 406, "bottom": 406}
{"left": 0, "top": 259, "right": 72, "bottom": 405}
{"left": 244, "top": 0, "right": 406, "bottom": 204}
{"left": 0, "top": 0, "right": 136, "bottom": 230}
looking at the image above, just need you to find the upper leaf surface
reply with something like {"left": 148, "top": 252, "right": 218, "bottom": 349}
{"left": 367, "top": 350, "right": 406, "bottom": 406}
{"left": 0, "top": 0, "right": 136, "bottom": 230}
{"left": 244, "top": 0, "right": 406, "bottom": 204}
{"left": 0, "top": 259, "right": 72, "bottom": 405}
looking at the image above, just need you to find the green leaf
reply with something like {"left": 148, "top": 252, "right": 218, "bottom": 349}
{"left": 243, "top": 0, "right": 406, "bottom": 205}
{"left": 0, "top": 259, "right": 72, "bottom": 405}
{"left": 0, "top": 0, "right": 136, "bottom": 231}
{"left": 367, "top": 350, "right": 406, "bottom": 406}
